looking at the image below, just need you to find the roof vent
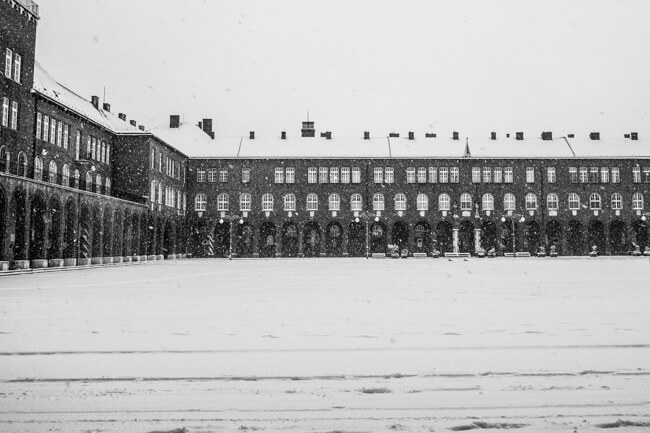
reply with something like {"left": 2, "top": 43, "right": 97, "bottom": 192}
{"left": 425, "top": 132, "right": 436, "bottom": 138}
{"left": 249, "top": 131, "right": 255, "bottom": 140}
{"left": 102, "top": 103, "right": 111, "bottom": 112}
{"left": 452, "top": 131, "right": 459, "bottom": 140}
{"left": 91, "top": 95, "right": 99, "bottom": 109}
{"left": 589, "top": 132, "right": 600, "bottom": 140}
{"left": 516, "top": 132, "right": 524, "bottom": 140}
{"left": 506, "top": 133, "right": 510, "bottom": 138}
{"left": 138, "top": 125, "right": 145, "bottom": 131}
{"left": 281, "top": 131, "right": 286, "bottom": 140}
{"left": 364, "top": 131, "right": 370, "bottom": 140}
{"left": 323, "top": 131, "right": 332, "bottom": 140}
{"left": 118, "top": 113, "right": 126, "bottom": 121}
{"left": 408, "top": 131, "right": 414, "bottom": 140}
{"left": 170, "top": 115, "right": 180, "bottom": 129}
{"left": 541, "top": 131, "right": 552, "bottom": 141}
{"left": 130, "top": 120, "right": 137, "bottom": 127}
{"left": 389, "top": 132, "right": 400, "bottom": 138}
{"left": 631, "top": 132, "right": 638, "bottom": 140}
{"left": 490, "top": 131, "right": 497, "bottom": 140}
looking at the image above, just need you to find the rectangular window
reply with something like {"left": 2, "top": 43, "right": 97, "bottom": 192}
{"left": 374, "top": 167, "right": 383, "bottom": 183}
{"left": 158, "top": 153, "right": 162, "bottom": 172}
{"left": 86, "top": 136, "right": 91, "bottom": 159}
{"left": 579, "top": 167, "right": 588, "bottom": 183}
{"left": 274, "top": 167, "right": 284, "bottom": 184}
{"left": 340, "top": 167, "right": 350, "bottom": 183}
{"left": 13, "top": 53, "right": 21, "bottom": 83}
{"left": 286, "top": 167, "right": 295, "bottom": 184}
{"left": 319, "top": 167, "right": 328, "bottom": 183}
{"left": 526, "top": 167, "right": 535, "bottom": 183}
{"left": 308, "top": 167, "right": 317, "bottom": 183}
{"left": 493, "top": 167, "right": 503, "bottom": 183}
{"left": 106, "top": 144, "right": 110, "bottom": 165}
{"left": 472, "top": 167, "right": 481, "bottom": 183}
{"left": 439, "top": 167, "right": 449, "bottom": 183}
{"left": 4, "top": 48, "right": 12, "bottom": 78}
{"left": 482, "top": 167, "right": 491, "bottom": 183}
{"left": 36, "top": 112, "right": 42, "bottom": 139}
{"left": 75, "top": 131, "right": 81, "bottom": 160}
{"left": 504, "top": 167, "right": 514, "bottom": 183}
{"left": 569, "top": 167, "right": 578, "bottom": 183}
{"left": 633, "top": 166, "right": 641, "bottom": 183}
{"left": 385, "top": 167, "right": 394, "bottom": 184}
{"left": 91, "top": 137, "right": 97, "bottom": 160}
{"left": 2, "top": 97, "right": 9, "bottom": 127}
{"left": 63, "top": 124, "right": 69, "bottom": 149}
{"left": 197, "top": 168, "right": 206, "bottom": 182}
{"left": 644, "top": 167, "right": 650, "bottom": 183}
{"left": 428, "top": 167, "right": 437, "bottom": 183}
{"left": 219, "top": 169, "right": 228, "bottom": 182}
{"left": 417, "top": 167, "right": 427, "bottom": 183}
{"left": 329, "top": 167, "right": 339, "bottom": 183}
{"left": 10, "top": 101, "right": 18, "bottom": 130}
{"left": 57, "top": 122, "right": 63, "bottom": 147}
{"left": 406, "top": 167, "right": 416, "bottom": 183}
{"left": 351, "top": 167, "right": 361, "bottom": 183}
{"left": 611, "top": 167, "right": 620, "bottom": 183}
{"left": 150, "top": 149, "right": 155, "bottom": 169}
{"left": 207, "top": 169, "right": 217, "bottom": 182}
{"left": 241, "top": 167, "right": 251, "bottom": 183}
{"left": 600, "top": 167, "right": 609, "bottom": 183}
{"left": 546, "top": 167, "right": 556, "bottom": 183}
{"left": 50, "top": 119, "right": 57, "bottom": 144}
{"left": 589, "top": 167, "right": 599, "bottom": 183}
{"left": 450, "top": 167, "right": 459, "bottom": 183}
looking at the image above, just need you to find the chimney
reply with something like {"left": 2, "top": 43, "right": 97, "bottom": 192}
{"left": 281, "top": 131, "right": 286, "bottom": 140}
{"left": 408, "top": 131, "right": 414, "bottom": 140}
{"left": 363, "top": 131, "right": 370, "bottom": 140}
{"left": 425, "top": 133, "right": 436, "bottom": 138}
{"left": 589, "top": 132, "right": 600, "bottom": 140}
{"left": 202, "top": 118, "right": 214, "bottom": 139}
{"left": 130, "top": 120, "right": 137, "bottom": 127}
{"left": 170, "top": 115, "right": 180, "bottom": 129}
{"left": 516, "top": 131, "right": 524, "bottom": 140}
{"left": 326, "top": 131, "right": 332, "bottom": 140}
{"left": 249, "top": 131, "right": 255, "bottom": 140}
{"left": 301, "top": 120, "right": 315, "bottom": 138}
{"left": 567, "top": 133, "right": 575, "bottom": 138}
{"left": 138, "top": 125, "right": 145, "bottom": 131}
{"left": 490, "top": 131, "right": 497, "bottom": 140}
{"left": 452, "top": 131, "right": 459, "bottom": 140}
{"left": 118, "top": 113, "right": 126, "bottom": 121}
{"left": 389, "top": 132, "right": 399, "bottom": 138}
{"left": 91, "top": 95, "right": 99, "bottom": 109}
{"left": 631, "top": 132, "right": 638, "bottom": 140}
{"left": 541, "top": 131, "right": 552, "bottom": 141}
{"left": 102, "top": 103, "right": 111, "bottom": 112}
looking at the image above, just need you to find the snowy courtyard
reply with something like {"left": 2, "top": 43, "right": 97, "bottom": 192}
{"left": 1, "top": 258, "right": 649, "bottom": 432}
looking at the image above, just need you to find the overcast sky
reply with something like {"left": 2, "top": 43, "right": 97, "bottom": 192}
{"left": 34, "top": 0, "right": 650, "bottom": 139}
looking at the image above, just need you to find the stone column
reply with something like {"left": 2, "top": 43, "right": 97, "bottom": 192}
{"left": 452, "top": 228, "right": 459, "bottom": 254}
{"left": 474, "top": 228, "right": 482, "bottom": 254}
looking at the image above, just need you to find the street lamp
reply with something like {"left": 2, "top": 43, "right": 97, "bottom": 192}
{"left": 501, "top": 213, "right": 525, "bottom": 256}
{"left": 220, "top": 214, "right": 242, "bottom": 260}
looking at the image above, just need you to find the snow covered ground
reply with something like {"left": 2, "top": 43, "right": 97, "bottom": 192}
{"left": 1, "top": 258, "right": 649, "bottom": 433}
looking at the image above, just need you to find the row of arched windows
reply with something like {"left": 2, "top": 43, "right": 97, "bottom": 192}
{"left": 195, "top": 192, "right": 646, "bottom": 212}
{"left": 32, "top": 157, "right": 110, "bottom": 194}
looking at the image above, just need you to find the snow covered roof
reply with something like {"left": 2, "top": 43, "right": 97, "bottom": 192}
{"left": 149, "top": 122, "right": 221, "bottom": 158}
{"left": 32, "top": 61, "right": 147, "bottom": 136}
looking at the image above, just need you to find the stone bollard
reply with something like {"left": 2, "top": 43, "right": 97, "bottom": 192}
{"left": 77, "top": 258, "right": 91, "bottom": 266}
{"left": 48, "top": 259, "right": 65, "bottom": 268}
{"left": 0, "top": 261, "right": 10, "bottom": 271}
{"left": 11, "top": 260, "right": 30, "bottom": 270}
{"left": 31, "top": 259, "right": 48, "bottom": 269}
{"left": 63, "top": 258, "right": 77, "bottom": 267}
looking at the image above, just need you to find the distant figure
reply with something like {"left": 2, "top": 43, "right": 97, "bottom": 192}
{"left": 536, "top": 245, "right": 546, "bottom": 258}
{"left": 549, "top": 245, "right": 558, "bottom": 257}
{"left": 477, "top": 247, "right": 486, "bottom": 258}
{"left": 431, "top": 248, "right": 441, "bottom": 258}
{"left": 632, "top": 244, "right": 642, "bottom": 256}
{"left": 589, "top": 245, "right": 598, "bottom": 257}
{"left": 644, "top": 246, "right": 650, "bottom": 256}
{"left": 487, "top": 247, "right": 496, "bottom": 258}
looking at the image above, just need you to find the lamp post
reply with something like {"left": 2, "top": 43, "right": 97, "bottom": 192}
{"left": 220, "top": 214, "right": 242, "bottom": 260}
{"left": 501, "top": 213, "right": 525, "bottom": 256}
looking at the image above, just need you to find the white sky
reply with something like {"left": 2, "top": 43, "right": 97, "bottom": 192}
{"left": 34, "top": 0, "right": 650, "bottom": 139}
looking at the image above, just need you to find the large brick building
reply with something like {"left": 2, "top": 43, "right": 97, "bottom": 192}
{"left": 2, "top": 0, "right": 650, "bottom": 270}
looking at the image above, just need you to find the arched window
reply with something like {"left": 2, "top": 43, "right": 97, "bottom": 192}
{"left": 394, "top": 193, "right": 407, "bottom": 211}
{"left": 568, "top": 193, "right": 580, "bottom": 210}
{"left": 525, "top": 193, "right": 537, "bottom": 210}
{"left": 239, "top": 193, "right": 252, "bottom": 211}
{"left": 632, "top": 192, "right": 644, "bottom": 210}
{"left": 589, "top": 193, "right": 601, "bottom": 210}
{"left": 611, "top": 193, "right": 622, "bottom": 210}
{"left": 217, "top": 193, "right": 229, "bottom": 211}
{"left": 504, "top": 193, "right": 516, "bottom": 211}
{"left": 482, "top": 193, "right": 494, "bottom": 211}
{"left": 105, "top": 177, "right": 111, "bottom": 195}
{"left": 438, "top": 193, "right": 450, "bottom": 211}
{"left": 34, "top": 156, "right": 43, "bottom": 180}
{"left": 350, "top": 193, "right": 363, "bottom": 211}
{"left": 546, "top": 193, "right": 559, "bottom": 211}
{"left": 17, "top": 152, "right": 27, "bottom": 176}
{"left": 416, "top": 193, "right": 429, "bottom": 211}
{"left": 194, "top": 193, "right": 207, "bottom": 211}
{"left": 284, "top": 193, "right": 296, "bottom": 211}
{"left": 329, "top": 193, "right": 340, "bottom": 211}
{"left": 306, "top": 193, "right": 318, "bottom": 211}
{"left": 48, "top": 160, "right": 57, "bottom": 183}
{"left": 262, "top": 193, "right": 274, "bottom": 211}
{"left": 73, "top": 169, "right": 80, "bottom": 188}
{"left": 61, "top": 164, "right": 70, "bottom": 187}
{"left": 85, "top": 171, "right": 92, "bottom": 191}
{"left": 460, "top": 193, "right": 472, "bottom": 211}
{"left": 373, "top": 193, "right": 384, "bottom": 211}
{"left": 95, "top": 174, "right": 102, "bottom": 193}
